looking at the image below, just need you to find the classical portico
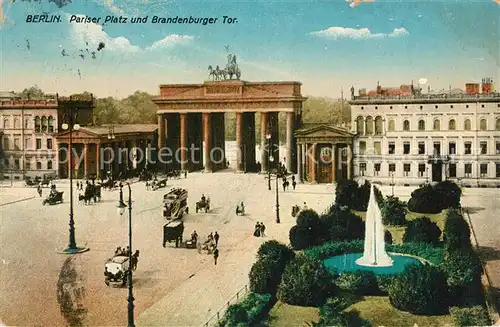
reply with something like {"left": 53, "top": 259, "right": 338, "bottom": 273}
{"left": 55, "top": 125, "right": 157, "bottom": 179}
{"left": 295, "top": 124, "right": 355, "bottom": 183}
{"left": 153, "top": 80, "right": 306, "bottom": 174}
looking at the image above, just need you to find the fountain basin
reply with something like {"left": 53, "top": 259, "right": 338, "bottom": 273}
{"left": 323, "top": 252, "right": 424, "bottom": 275}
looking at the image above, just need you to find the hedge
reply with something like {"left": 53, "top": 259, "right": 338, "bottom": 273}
{"left": 450, "top": 306, "right": 491, "bottom": 327}
{"left": 305, "top": 240, "right": 444, "bottom": 265}
{"left": 217, "top": 292, "right": 272, "bottom": 327}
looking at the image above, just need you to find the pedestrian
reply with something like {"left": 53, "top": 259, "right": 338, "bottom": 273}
{"left": 184, "top": 170, "right": 187, "bottom": 178}
{"left": 253, "top": 222, "right": 261, "bottom": 237}
{"left": 145, "top": 181, "right": 149, "bottom": 191}
{"left": 292, "top": 180, "right": 297, "bottom": 190}
{"left": 213, "top": 248, "right": 219, "bottom": 265}
{"left": 260, "top": 223, "right": 266, "bottom": 237}
{"left": 214, "top": 231, "right": 219, "bottom": 247}
{"left": 282, "top": 181, "right": 286, "bottom": 192}
{"left": 37, "top": 186, "right": 42, "bottom": 197}
{"left": 291, "top": 175, "right": 295, "bottom": 182}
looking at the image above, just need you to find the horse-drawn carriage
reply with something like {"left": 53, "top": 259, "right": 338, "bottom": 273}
{"left": 163, "top": 220, "right": 184, "bottom": 248}
{"left": 25, "top": 177, "right": 37, "bottom": 187}
{"left": 42, "top": 191, "right": 64, "bottom": 205}
{"left": 197, "top": 236, "right": 216, "bottom": 254}
{"left": 101, "top": 179, "right": 117, "bottom": 190}
{"left": 166, "top": 170, "right": 181, "bottom": 179}
{"left": 163, "top": 188, "right": 188, "bottom": 219}
{"left": 152, "top": 178, "right": 168, "bottom": 191}
{"left": 196, "top": 197, "right": 210, "bottom": 213}
{"left": 79, "top": 184, "right": 101, "bottom": 204}
{"left": 104, "top": 251, "right": 139, "bottom": 287}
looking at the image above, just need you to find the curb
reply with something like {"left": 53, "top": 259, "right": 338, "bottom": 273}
{"left": 463, "top": 209, "right": 500, "bottom": 324}
{"left": 0, "top": 196, "right": 36, "bottom": 207}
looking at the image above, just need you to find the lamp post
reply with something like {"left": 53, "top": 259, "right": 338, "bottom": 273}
{"left": 268, "top": 156, "right": 281, "bottom": 223}
{"left": 60, "top": 117, "right": 88, "bottom": 254}
{"left": 107, "top": 125, "right": 116, "bottom": 179}
{"left": 265, "top": 128, "right": 272, "bottom": 190}
{"left": 117, "top": 183, "right": 135, "bottom": 327}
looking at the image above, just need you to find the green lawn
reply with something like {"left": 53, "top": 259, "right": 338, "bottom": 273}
{"left": 267, "top": 301, "right": 319, "bottom": 327}
{"left": 347, "top": 296, "right": 454, "bottom": 327}
{"left": 352, "top": 210, "right": 448, "bottom": 244}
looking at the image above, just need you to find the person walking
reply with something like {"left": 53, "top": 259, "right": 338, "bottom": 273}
{"left": 292, "top": 180, "right": 297, "bottom": 190}
{"left": 213, "top": 248, "right": 219, "bottom": 265}
{"left": 184, "top": 170, "right": 187, "bottom": 178}
{"left": 282, "top": 181, "right": 286, "bottom": 192}
{"left": 260, "top": 223, "right": 266, "bottom": 237}
{"left": 214, "top": 231, "right": 220, "bottom": 247}
{"left": 37, "top": 185, "right": 42, "bottom": 197}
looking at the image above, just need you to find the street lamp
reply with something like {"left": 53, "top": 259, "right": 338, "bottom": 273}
{"left": 266, "top": 130, "right": 272, "bottom": 190}
{"left": 60, "top": 120, "right": 88, "bottom": 254}
{"left": 274, "top": 170, "right": 281, "bottom": 224}
{"left": 117, "top": 183, "right": 135, "bottom": 327}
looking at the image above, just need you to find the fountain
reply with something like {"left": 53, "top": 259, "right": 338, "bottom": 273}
{"left": 355, "top": 184, "right": 393, "bottom": 267}
{"left": 322, "top": 182, "right": 423, "bottom": 275}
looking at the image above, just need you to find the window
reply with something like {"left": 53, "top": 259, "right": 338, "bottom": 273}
{"left": 3, "top": 137, "right": 9, "bottom": 150}
{"left": 497, "top": 163, "right": 500, "bottom": 178}
{"left": 403, "top": 142, "right": 410, "bottom": 154}
{"left": 47, "top": 139, "right": 53, "bottom": 150}
{"left": 3, "top": 117, "right": 9, "bottom": 129}
{"left": 388, "top": 142, "right": 395, "bottom": 154}
{"left": 464, "top": 119, "right": 472, "bottom": 131}
{"left": 48, "top": 116, "right": 54, "bottom": 133}
{"left": 35, "top": 116, "right": 41, "bottom": 133}
{"left": 41, "top": 116, "right": 48, "bottom": 133}
{"left": 480, "top": 119, "right": 487, "bottom": 131}
{"left": 433, "top": 142, "right": 441, "bottom": 155}
{"left": 480, "top": 141, "right": 487, "bottom": 155}
{"left": 26, "top": 160, "right": 31, "bottom": 170}
{"left": 14, "top": 138, "right": 20, "bottom": 150}
{"left": 14, "top": 159, "right": 20, "bottom": 170}
{"left": 47, "top": 161, "right": 52, "bottom": 170}
{"left": 36, "top": 138, "right": 42, "bottom": 150}
{"left": 496, "top": 118, "right": 500, "bottom": 131}
{"left": 449, "top": 163, "right": 456, "bottom": 178}
{"left": 449, "top": 142, "right": 456, "bottom": 155}
{"left": 25, "top": 118, "right": 30, "bottom": 129}
{"left": 36, "top": 162, "right": 42, "bottom": 170}
{"left": 464, "top": 142, "right": 472, "bottom": 155}
{"left": 403, "top": 120, "right": 410, "bottom": 131}
{"left": 14, "top": 118, "right": 20, "bottom": 129}
{"left": 365, "top": 116, "right": 374, "bottom": 135}
{"left": 418, "top": 142, "right": 425, "bottom": 155}
{"left": 480, "top": 163, "right": 488, "bottom": 177}
{"left": 496, "top": 142, "right": 500, "bottom": 155}
{"left": 374, "top": 142, "right": 381, "bottom": 155}
{"left": 388, "top": 120, "right": 395, "bottom": 131}
{"left": 359, "top": 163, "right": 366, "bottom": 176}
{"left": 374, "top": 163, "right": 381, "bottom": 176}
{"left": 465, "top": 163, "right": 472, "bottom": 177}
{"left": 25, "top": 137, "right": 31, "bottom": 149}
{"left": 418, "top": 163, "right": 426, "bottom": 177}
{"left": 418, "top": 120, "right": 425, "bottom": 131}
{"left": 403, "top": 163, "right": 411, "bottom": 176}
{"left": 433, "top": 119, "right": 441, "bottom": 131}
{"left": 356, "top": 116, "right": 364, "bottom": 134}
{"left": 375, "top": 116, "right": 383, "bottom": 135}
{"left": 448, "top": 119, "right": 456, "bottom": 130}
{"left": 389, "top": 163, "right": 396, "bottom": 172}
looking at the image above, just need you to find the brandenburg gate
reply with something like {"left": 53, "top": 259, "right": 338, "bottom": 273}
{"left": 153, "top": 55, "right": 306, "bottom": 174}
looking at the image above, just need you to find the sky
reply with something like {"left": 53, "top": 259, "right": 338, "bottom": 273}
{"left": 0, "top": 0, "right": 499, "bottom": 98}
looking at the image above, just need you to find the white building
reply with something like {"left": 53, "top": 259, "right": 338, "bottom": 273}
{"left": 349, "top": 91, "right": 500, "bottom": 187}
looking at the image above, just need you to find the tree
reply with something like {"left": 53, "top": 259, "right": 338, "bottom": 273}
{"left": 407, "top": 184, "right": 442, "bottom": 214}
{"left": 402, "top": 216, "right": 442, "bottom": 245}
{"left": 257, "top": 240, "right": 294, "bottom": 264}
{"left": 277, "top": 254, "right": 334, "bottom": 306}
{"left": 289, "top": 210, "right": 324, "bottom": 250}
{"left": 381, "top": 196, "right": 407, "bottom": 226}
{"left": 443, "top": 209, "right": 471, "bottom": 250}
{"left": 443, "top": 248, "right": 483, "bottom": 305}
{"left": 321, "top": 205, "right": 365, "bottom": 241}
{"left": 388, "top": 264, "right": 449, "bottom": 315}
{"left": 93, "top": 97, "right": 121, "bottom": 125}
{"left": 433, "top": 181, "right": 462, "bottom": 209}
{"left": 20, "top": 85, "right": 45, "bottom": 99}
{"left": 120, "top": 91, "right": 157, "bottom": 124}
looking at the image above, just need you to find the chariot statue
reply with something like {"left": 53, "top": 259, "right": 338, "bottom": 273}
{"left": 207, "top": 51, "right": 241, "bottom": 81}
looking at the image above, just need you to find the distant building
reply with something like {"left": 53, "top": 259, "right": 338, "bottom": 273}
{"left": 349, "top": 81, "right": 500, "bottom": 187}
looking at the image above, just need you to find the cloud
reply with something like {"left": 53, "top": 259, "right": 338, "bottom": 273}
{"left": 68, "top": 14, "right": 193, "bottom": 52}
{"left": 310, "top": 27, "right": 409, "bottom": 40}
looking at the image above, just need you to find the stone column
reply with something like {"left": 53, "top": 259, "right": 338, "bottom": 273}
{"left": 347, "top": 144, "right": 352, "bottom": 180}
{"left": 83, "top": 143, "right": 89, "bottom": 178}
{"left": 96, "top": 143, "right": 101, "bottom": 177}
{"left": 203, "top": 112, "right": 212, "bottom": 172}
{"left": 297, "top": 142, "right": 302, "bottom": 181}
{"left": 260, "top": 112, "right": 268, "bottom": 172}
{"left": 301, "top": 143, "right": 306, "bottom": 182}
{"left": 286, "top": 112, "right": 294, "bottom": 173}
{"left": 157, "top": 114, "right": 165, "bottom": 149}
{"left": 311, "top": 143, "right": 317, "bottom": 183}
{"left": 235, "top": 112, "right": 243, "bottom": 172}
{"left": 131, "top": 140, "right": 137, "bottom": 169}
{"left": 180, "top": 113, "right": 187, "bottom": 171}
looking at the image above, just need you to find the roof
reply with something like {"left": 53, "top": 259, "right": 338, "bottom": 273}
{"left": 295, "top": 124, "right": 355, "bottom": 138}
{"left": 112, "top": 256, "right": 129, "bottom": 264}
{"left": 165, "top": 220, "right": 183, "bottom": 228}
{"left": 0, "top": 92, "right": 21, "bottom": 99}
{"left": 82, "top": 124, "right": 157, "bottom": 136}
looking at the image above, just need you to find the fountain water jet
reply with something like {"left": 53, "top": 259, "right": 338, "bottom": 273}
{"left": 356, "top": 184, "right": 393, "bottom": 267}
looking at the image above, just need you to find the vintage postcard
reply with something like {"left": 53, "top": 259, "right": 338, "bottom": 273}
{"left": 0, "top": 0, "right": 499, "bottom": 326}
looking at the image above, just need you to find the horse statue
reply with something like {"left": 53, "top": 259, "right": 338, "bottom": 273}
{"left": 208, "top": 65, "right": 217, "bottom": 81}
{"left": 225, "top": 54, "right": 241, "bottom": 80}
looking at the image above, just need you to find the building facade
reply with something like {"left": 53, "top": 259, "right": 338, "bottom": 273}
{"left": 349, "top": 86, "right": 500, "bottom": 187}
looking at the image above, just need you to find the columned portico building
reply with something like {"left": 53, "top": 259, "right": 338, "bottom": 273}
{"left": 153, "top": 80, "right": 306, "bottom": 174}
{"left": 55, "top": 125, "right": 157, "bottom": 179}
{"left": 295, "top": 124, "right": 355, "bottom": 183}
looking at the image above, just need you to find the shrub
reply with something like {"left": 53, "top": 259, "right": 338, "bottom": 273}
{"left": 375, "top": 275, "right": 396, "bottom": 294}
{"left": 257, "top": 240, "right": 295, "bottom": 266}
{"left": 313, "top": 297, "right": 372, "bottom": 327}
{"left": 388, "top": 264, "right": 449, "bottom": 315}
{"left": 450, "top": 306, "right": 491, "bottom": 327}
{"left": 305, "top": 240, "right": 365, "bottom": 261}
{"left": 335, "top": 271, "right": 378, "bottom": 295}
{"left": 434, "top": 181, "right": 462, "bottom": 209}
{"left": 384, "top": 230, "right": 393, "bottom": 245}
{"left": 218, "top": 293, "right": 272, "bottom": 327}
{"left": 321, "top": 206, "right": 365, "bottom": 241}
{"left": 335, "top": 180, "right": 371, "bottom": 211}
{"left": 277, "top": 254, "right": 334, "bottom": 306}
{"left": 289, "top": 210, "right": 324, "bottom": 250}
{"left": 220, "top": 304, "right": 248, "bottom": 326}
{"left": 407, "top": 184, "right": 442, "bottom": 214}
{"left": 402, "top": 216, "right": 442, "bottom": 245}
{"left": 381, "top": 196, "right": 407, "bottom": 226}
{"left": 443, "top": 209, "right": 471, "bottom": 250}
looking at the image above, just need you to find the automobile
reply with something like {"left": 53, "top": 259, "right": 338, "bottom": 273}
{"left": 104, "top": 256, "right": 130, "bottom": 287}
